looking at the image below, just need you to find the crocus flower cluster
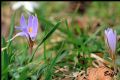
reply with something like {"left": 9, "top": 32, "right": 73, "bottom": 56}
{"left": 104, "top": 28, "right": 117, "bottom": 54}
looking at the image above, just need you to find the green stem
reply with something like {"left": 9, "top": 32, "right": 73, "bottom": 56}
{"left": 113, "top": 55, "right": 117, "bottom": 73}
{"left": 29, "top": 46, "right": 33, "bottom": 54}
{"left": 44, "top": 31, "right": 47, "bottom": 63}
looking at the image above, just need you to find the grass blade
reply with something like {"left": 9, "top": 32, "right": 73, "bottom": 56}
{"left": 45, "top": 42, "right": 65, "bottom": 80}
{"left": 29, "top": 21, "right": 61, "bottom": 62}
{"left": 7, "top": 12, "right": 16, "bottom": 48}
{"left": 1, "top": 36, "right": 9, "bottom": 80}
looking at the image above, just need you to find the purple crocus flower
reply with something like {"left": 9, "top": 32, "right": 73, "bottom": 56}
{"left": 9, "top": 14, "right": 38, "bottom": 43}
{"left": 105, "top": 28, "right": 118, "bottom": 73}
{"left": 104, "top": 28, "right": 117, "bottom": 54}
{"left": 15, "top": 14, "right": 38, "bottom": 41}
{"left": 7, "top": 14, "right": 38, "bottom": 50}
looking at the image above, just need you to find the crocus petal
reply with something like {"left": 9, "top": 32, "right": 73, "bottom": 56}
{"left": 28, "top": 15, "right": 33, "bottom": 28}
{"left": 32, "top": 16, "right": 38, "bottom": 34}
{"left": 31, "top": 16, "right": 38, "bottom": 40}
{"left": 20, "top": 14, "right": 27, "bottom": 27}
{"left": 7, "top": 32, "right": 29, "bottom": 42}
{"left": 15, "top": 26, "right": 27, "bottom": 32}
{"left": 105, "top": 28, "right": 117, "bottom": 53}
{"left": 29, "top": 33, "right": 36, "bottom": 41}
{"left": 15, "top": 26, "right": 23, "bottom": 31}
{"left": 107, "top": 30, "right": 116, "bottom": 53}
{"left": 27, "top": 16, "right": 38, "bottom": 41}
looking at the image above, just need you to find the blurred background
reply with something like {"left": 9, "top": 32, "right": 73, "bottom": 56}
{"left": 2, "top": 1, "right": 120, "bottom": 38}
{"left": 2, "top": 1, "right": 120, "bottom": 55}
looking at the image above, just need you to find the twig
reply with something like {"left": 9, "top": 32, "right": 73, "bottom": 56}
{"left": 90, "top": 53, "right": 112, "bottom": 66}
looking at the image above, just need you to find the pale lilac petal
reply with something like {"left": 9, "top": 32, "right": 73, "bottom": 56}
{"left": 28, "top": 16, "right": 38, "bottom": 41}
{"left": 14, "top": 32, "right": 29, "bottom": 40}
{"left": 15, "top": 26, "right": 27, "bottom": 32}
{"left": 108, "top": 29, "right": 116, "bottom": 53}
{"left": 15, "top": 26, "right": 23, "bottom": 31}
{"left": 105, "top": 28, "right": 117, "bottom": 53}
{"left": 112, "top": 30, "right": 117, "bottom": 52}
{"left": 7, "top": 32, "right": 29, "bottom": 42}
{"left": 15, "top": 26, "right": 25, "bottom": 31}
{"left": 29, "top": 33, "right": 36, "bottom": 41}
{"left": 32, "top": 16, "right": 38, "bottom": 33}
{"left": 28, "top": 15, "right": 33, "bottom": 28}
{"left": 20, "top": 14, "right": 27, "bottom": 27}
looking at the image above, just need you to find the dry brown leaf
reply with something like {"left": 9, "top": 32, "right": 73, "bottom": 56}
{"left": 87, "top": 66, "right": 114, "bottom": 80}
{"left": 77, "top": 66, "right": 115, "bottom": 80}
{"left": 55, "top": 67, "right": 68, "bottom": 73}
{"left": 77, "top": 72, "right": 88, "bottom": 80}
